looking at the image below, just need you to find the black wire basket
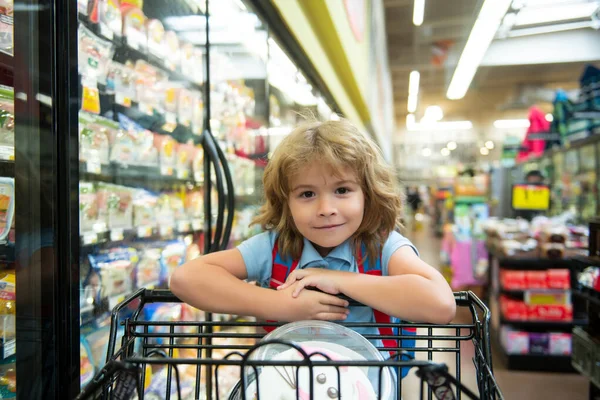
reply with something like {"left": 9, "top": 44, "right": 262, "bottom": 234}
{"left": 76, "top": 289, "right": 504, "bottom": 400}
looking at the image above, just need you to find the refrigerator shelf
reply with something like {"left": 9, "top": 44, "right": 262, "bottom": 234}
{"left": 80, "top": 226, "right": 203, "bottom": 248}
{"left": 80, "top": 162, "right": 203, "bottom": 188}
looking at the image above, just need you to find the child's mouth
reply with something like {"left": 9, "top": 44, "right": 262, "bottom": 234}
{"left": 314, "top": 223, "right": 344, "bottom": 230}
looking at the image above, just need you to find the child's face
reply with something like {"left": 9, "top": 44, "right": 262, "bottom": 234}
{"left": 288, "top": 162, "right": 364, "bottom": 257}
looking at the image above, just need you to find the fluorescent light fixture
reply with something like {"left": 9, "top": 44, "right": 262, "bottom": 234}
{"left": 514, "top": 2, "right": 599, "bottom": 26}
{"left": 424, "top": 105, "right": 443, "bottom": 122}
{"left": 546, "top": 113, "right": 554, "bottom": 122}
{"left": 446, "top": 0, "right": 512, "bottom": 100}
{"left": 406, "top": 113, "right": 416, "bottom": 127}
{"left": 422, "top": 148, "right": 432, "bottom": 157}
{"left": 407, "top": 71, "right": 420, "bottom": 112}
{"left": 408, "top": 120, "right": 473, "bottom": 131}
{"left": 485, "top": 140, "right": 495, "bottom": 149}
{"left": 413, "top": 0, "right": 425, "bottom": 26}
{"left": 480, "top": 147, "right": 490, "bottom": 155}
{"left": 494, "top": 119, "right": 531, "bottom": 129}
{"left": 441, "top": 148, "right": 451, "bottom": 156}
{"left": 447, "top": 141, "right": 457, "bottom": 150}
{"left": 407, "top": 95, "right": 418, "bottom": 113}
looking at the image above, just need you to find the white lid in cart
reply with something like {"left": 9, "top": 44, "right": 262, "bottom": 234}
{"left": 245, "top": 321, "right": 394, "bottom": 400}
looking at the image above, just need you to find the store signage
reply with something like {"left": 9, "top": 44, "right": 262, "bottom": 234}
{"left": 511, "top": 184, "right": 550, "bottom": 211}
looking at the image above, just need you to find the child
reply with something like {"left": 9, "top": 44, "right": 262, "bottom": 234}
{"left": 170, "top": 119, "right": 456, "bottom": 336}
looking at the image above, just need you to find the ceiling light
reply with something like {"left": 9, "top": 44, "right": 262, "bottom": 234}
{"left": 446, "top": 0, "right": 512, "bottom": 100}
{"left": 406, "top": 113, "right": 416, "bottom": 127}
{"left": 494, "top": 119, "right": 531, "bottom": 129}
{"left": 514, "top": 2, "right": 599, "bottom": 26}
{"left": 424, "top": 105, "right": 444, "bottom": 122}
{"left": 546, "top": 113, "right": 554, "bottom": 122}
{"left": 480, "top": 147, "right": 490, "bottom": 155}
{"left": 413, "top": 0, "right": 425, "bottom": 26}
{"left": 422, "top": 148, "right": 432, "bottom": 157}
{"left": 407, "top": 71, "right": 420, "bottom": 112}
{"left": 447, "top": 141, "right": 457, "bottom": 150}
{"left": 441, "top": 148, "right": 451, "bottom": 156}
{"left": 408, "top": 120, "right": 473, "bottom": 131}
{"left": 485, "top": 140, "right": 495, "bottom": 149}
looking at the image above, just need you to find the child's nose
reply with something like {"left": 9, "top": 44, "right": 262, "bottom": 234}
{"left": 318, "top": 196, "right": 337, "bottom": 216}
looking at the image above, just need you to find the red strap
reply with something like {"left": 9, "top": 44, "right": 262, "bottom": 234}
{"left": 265, "top": 241, "right": 300, "bottom": 332}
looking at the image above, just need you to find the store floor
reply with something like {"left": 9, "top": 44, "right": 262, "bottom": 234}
{"left": 401, "top": 222, "right": 588, "bottom": 400}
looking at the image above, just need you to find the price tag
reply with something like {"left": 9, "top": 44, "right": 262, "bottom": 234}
{"left": 159, "top": 225, "right": 174, "bottom": 237}
{"left": 86, "top": 161, "right": 101, "bottom": 174}
{"left": 192, "top": 218, "right": 203, "bottom": 231}
{"left": 93, "top": 222, "right": 108, "bottom": 234}
{"left": 177, "top": 221, "right": 191, "bottom": 233}
{"left": 512, "top": 184, "right": 550, "bottom": 211}
{"left": 137, "top": 226, "right": 153, "bottom": 238}
{"left": 82, "top": 232, "right": 98, "bottom": 245}
{"left": 115, "top": 92, "right": 132, "bottom": 108}
{"left": 165, "top": 112, "right": 177, "bottom": 125}
{"left": 3, "top": 339, "right": 15, "bottom": 359}
{"left": 161, "top": 166, "right": 174, "bottom": 176}
{"left": 110, "top": 229, "right": 124, "bottom": 242}
{"left": 99, "top": 24, "right": 114, "bottom": 40}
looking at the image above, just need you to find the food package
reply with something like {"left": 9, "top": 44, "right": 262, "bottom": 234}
{"left": 135, "top": 247, "right": 161, "bottom": 288}
{"left": 90, "top": 0, "right": 122, "bottom": 40}
{"left": 0, "top": 177, "right": 14, "bottom": 242}
{"left": 164, "top": 31, "right": 180, "bottom": 71}
{"left": 80, "top": 182, "right": 105, "bottom": 234}
{"left": 122, "top": 7, "right": 147, "bottom": 50}
{"left": 180, "top": 43, "right": 203, "bottom": 84}
{"left": 88, "top": 248, "right": 137, "bottom": 298}
{"left": 176, "top": 143, "right": 194, "bottom": 179}
{"left": 97, "top": 183, "right": 133, "bottom": 230}
{"left": 154, "top": 134, "right": 177, "bottom": 176}
{"left": 160, "top": 240, "right": 186, "bottom": 285}
{"left": 538, "top": 242, "right": 565, "bottom": 259}
{"left": 78, "top": 24, "right": 114, "bottom": 83}
{"left": 500, "top": 326, "right": 529, "bottom": 355}
{"left": 146, "top": 19, "right": 166, "bottom": 58}
{"left": 192, "top": 146, "right": 204, "bottom": 183}
{"left": 0, "top": 86, "right": 14, "bottom": 153}
{"left": 79, "top": 113, "right": 113, "bottom": 167}
{"left": 0, "top": 0, "right": 13, "bottom": 56}
{"left": 106, "top": 62, "right": 135, "bottom": 106}
{"left": 117, "top": 114, "right": 159, "bottom": 166}
{"left": 132, "top": 189, "right": 158, "bottom": 228}
{"left": 177, "top": 89, "right": 194, "bottom": 127}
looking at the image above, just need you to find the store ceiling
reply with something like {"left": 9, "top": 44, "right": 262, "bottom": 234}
{"left": 384, "top": 0, "right": 600, "bottom": 170}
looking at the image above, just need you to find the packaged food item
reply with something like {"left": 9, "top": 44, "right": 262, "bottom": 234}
{"left": 108, "top": 128, "right": 136, "bottom": 165}
{"left": 164, "top": 31, "right": 180, "bottom": 71}
{"left": 79, "top": 113, "right": 112, "bottom": 168}
{"left": 154, "top": 134, "right": 177, "bottom": 176}
{"left": 117, "top": 114, "right": 159, "bottom": 166}
{"left": 155, "top": 194, "right": 175, "bottom": 236}
{"left": 192, "top": 146, "right": 204, "bottom": 183}
{"left": 180, "top": 42, "right": 200, "bottom": 82}
{"left": 177, "top": 89, "right": 194, "bottom": 127}
{"left": 88, "top": 247, "right": 137, "bottom": 298}
{"left": 0, "top": 86, "right": 13, "bottom": 159}
{"left": 106, "top": 62, "right": 135, "bottom": 107}
{"left": 97, "top": 0, "right": 122, "bottom": 40}
{"left": 549, "top": 332, "right": 571, "bottom": 355}
{"left": 185, "top": 189, "right": 203, "bottom": 219}
{"left": 0, "top": 177, "right": 13, "bottom": 243}
{"left": 192, "top": 92, "right": 204, "bottom": 135}
{"left": 146, "top": 19, "right": 166, "bottom": 58}
{"left": 119, "top": 0, "right": 143, "bottom": 9}
{"left": 136, "top": 247, "right": 161, "bottom": 288}
{"left": 169, "top": 192, "right": 189, "bottom": 232}
{"left": 500, "top": 326, "right": 528, "bottom": 355}
{"left": 78, "top": 24, "right": 114, "bottom": 83}
{"left": 132, "top": 189, "right": 157, "bottom": 228}
{"left": 133, "top": 60, "right": 166, "bottom": 115}
{"left": 97, "top": 183, "right": 133, "bottom": 230}
{"left": 176, "top": 143, "right": 193, "bottom": 180}
{"left": 121, "top": 7, "right": 146, "bottom": 50}
{"left": 0, "top": 1, "right": 13, "bottom": 56}
{"left": 80, "top": 182, "right": 106, "bottom": 234}
{"left": 160, "top": 240, "right": 186, "bottom": 285}
{"left": 81, "top": 77, "right": 101, "bottom": 115}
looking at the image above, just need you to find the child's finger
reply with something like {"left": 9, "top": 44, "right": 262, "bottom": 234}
{"left": 316, "top": 312, "right": 348, "bottom": 321}
{"left": 292, "top": 279, "right": 310, "bottom": 297}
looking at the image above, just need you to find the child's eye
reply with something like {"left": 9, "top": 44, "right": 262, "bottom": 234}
{"left": 300, "top": 191, "right": 315, "bottom": 199}
{"left": 336, "top": 187, "right": 350, "bottom": 195}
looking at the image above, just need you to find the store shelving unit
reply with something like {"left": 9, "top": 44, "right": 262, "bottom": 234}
{"left": 488, "top": 248, "right": 586, "bottom": 373}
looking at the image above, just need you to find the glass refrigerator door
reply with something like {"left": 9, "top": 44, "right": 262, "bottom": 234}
{"left": 208, "top": 0, "right": 268, "bottom": 248}
{"left": 76, "top": 0, "right": 208, "bottom": 391}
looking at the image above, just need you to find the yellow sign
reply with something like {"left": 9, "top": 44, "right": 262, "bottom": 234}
{"left": 512, "top": 184, "right": 550, "bottom": 210}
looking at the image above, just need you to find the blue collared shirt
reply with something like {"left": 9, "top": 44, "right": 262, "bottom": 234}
{"left": 238, "top": 230, "right": 419, "bottom": 344}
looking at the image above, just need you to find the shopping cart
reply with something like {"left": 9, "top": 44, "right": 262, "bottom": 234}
{"left": 76, "top": 289, "right": 503, "bottom": 400}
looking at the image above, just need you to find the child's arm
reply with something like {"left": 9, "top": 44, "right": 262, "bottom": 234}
{"left": 170, "top": 249, "right": 350, "bottom": 321}
{"left": 277, "top": 247, "right": 456, "bottom": 324}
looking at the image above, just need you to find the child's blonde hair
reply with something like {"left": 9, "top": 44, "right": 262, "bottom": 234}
{"left": 252, "top": 119, "right": 403, "bottom": 264}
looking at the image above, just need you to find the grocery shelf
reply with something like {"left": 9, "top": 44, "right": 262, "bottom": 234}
{"left": 500, "top": 317, "right": 588, "bottom": 331}
{"left": 80, "top": 162, "right": 202, "bottom": 187}
{"left": 80, "top": 225, "right": 203, "bottom": 248}
{"left": 493, "top": 256, "right": 572, "bottom": 270}
{"left": 492, "top": 326, "right": 576, "bottom": 373}
{"left": 573, "top": 286, "right": 600, "bottom": 308}
{"left": 572, "top": 255, "right": 600, "bottom": 268}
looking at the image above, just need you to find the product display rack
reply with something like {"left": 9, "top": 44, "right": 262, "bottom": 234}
{"left": 488, "top": 248, "right": 586, "bottom": 373}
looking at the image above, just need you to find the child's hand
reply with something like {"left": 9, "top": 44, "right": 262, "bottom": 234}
{"left": 278, "top": 281, "right": 350, "bottom": 321}
{"left": 277, "top": 268, "right": 348, "bottom": 298}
